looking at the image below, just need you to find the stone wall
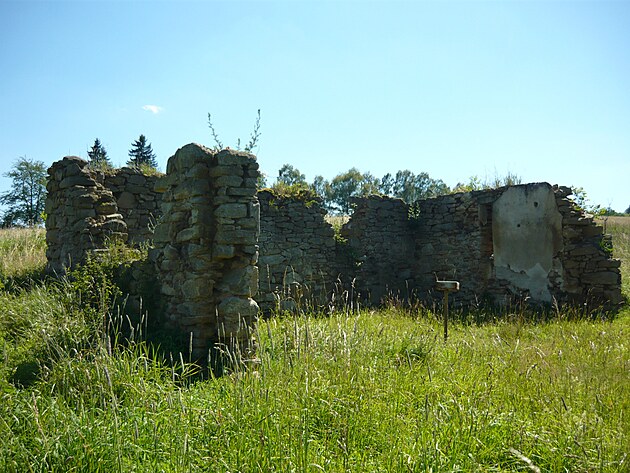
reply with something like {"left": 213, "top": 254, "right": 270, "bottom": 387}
{"left": 340, "top": 195, "right": 416, "bottom": 305}
{"left": 255, "top": 182, "right": 623, "bottom": 310}
{"left": 151, "top": 144, "right": 260, "bottom": 360}
{"left": 46, "top": 145, "right": 260, "bottom": 363}
{"left": 555, "top": 186, "right": 623, "bottom": 306}
{"left": 45, "top": 157, "right": 128, "bottom": 274}
{"left": 104, "top": 168, "right": 162, "bottom": 245}
{"left": 410, "top": 190, "right": 492, "bottom": 306}
{"left": 46, "top": 152, "right": 623, "bottom": 362}
{"left": 45, "top": 159, "right": 162, "bottom": 273}
{"left": 257, "top": 190, "right": 338, "bottom": 312}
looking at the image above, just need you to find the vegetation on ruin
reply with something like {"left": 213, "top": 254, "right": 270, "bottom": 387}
{"left": 0, "top": 219, "right": 628, "bottom": 472}
{"left": 207, "top": 109, "right": 262, "bottom": 153}
{"left": 263, "top": 182, "right": 321, "bottom": 206}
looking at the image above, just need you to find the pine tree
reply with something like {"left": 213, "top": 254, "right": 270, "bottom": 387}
{"left": 127, "top": 134, "right": 157, "bottom": 169}
{"left": 87, "top": 138, "right": 112, "bottom": 169}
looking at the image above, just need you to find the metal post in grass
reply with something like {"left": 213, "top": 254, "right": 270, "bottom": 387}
{"left": 435, "top": 280, "right": 460, "bottom": 341}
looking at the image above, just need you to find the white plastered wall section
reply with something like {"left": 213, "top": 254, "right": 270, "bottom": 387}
{"left": 492, "top": 184, "right": 564, "bottom": 303}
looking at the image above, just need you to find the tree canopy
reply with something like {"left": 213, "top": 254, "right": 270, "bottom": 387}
{"left": 127, "top": 134, "right": 157, "bottom": 169}
{"left": 276, "top": 164, "right": 307, "bottom": 187}
{"left": 270, "top": 165, "right": 453, "bottom": 214}
{"left": 0, "top": 157, "right": 47, "bottom": 227}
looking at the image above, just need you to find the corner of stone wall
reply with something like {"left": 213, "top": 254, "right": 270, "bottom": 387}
{"left": 45, "top": 156, "right": 128, "bottom": 274}
{"left": 553, "top": 185, "right": 623, "bottom": 308}
{"left": 152, "top": 144, "right": 260, "bottom": 363}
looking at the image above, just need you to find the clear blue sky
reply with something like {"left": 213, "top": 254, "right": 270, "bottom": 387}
{"left": 1, "top": 0, "right": 628, "bottom": 211}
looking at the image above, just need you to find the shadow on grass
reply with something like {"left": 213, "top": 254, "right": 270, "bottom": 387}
{"left": 0, "top": 267, "right": 49, "bottom": 294}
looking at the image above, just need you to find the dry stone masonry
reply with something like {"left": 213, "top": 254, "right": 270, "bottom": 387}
{"left": 257, "top": 190, "right": 337, "bottom": 312}
{"left": 151, "top": 144, "right": 260, "bottom": 361}
{"left": 45, "top": 149, "right": 624, "bottom": 362}
{"left": 46, "top": 157, "right": 129, "bottom": 274}
{"left": 340, "top": 195, "right": 416, "bottom": 306}
{"left": 255, "top": 182, "right": 623, "bottom": 310}
{"left": 104, "top": 168, "right": 162, "bottom": 245}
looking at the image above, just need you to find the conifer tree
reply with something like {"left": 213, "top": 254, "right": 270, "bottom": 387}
{"left": 127, "top": 134, "right": 157, "bottom": 169}
{"left": 87, "top": 138, "right": 112, "bottom": 169}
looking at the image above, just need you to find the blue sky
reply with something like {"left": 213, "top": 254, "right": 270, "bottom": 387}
{"left": 1, "top": 0, "right": 628, "bottom": 211}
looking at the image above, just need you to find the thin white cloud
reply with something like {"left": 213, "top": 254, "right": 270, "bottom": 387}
{"left": 142, "top": 105, "right": 163, "bottom": 114}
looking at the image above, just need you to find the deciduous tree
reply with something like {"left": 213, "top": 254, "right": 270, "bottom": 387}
{"left": 327, "top": 168, "right": 379, "bottom": 214}
{"left": 0, "top": 157, "right": 47, "bottom": 227}
{"left": 276, "top": 164, "right": 306, "bottom": 187}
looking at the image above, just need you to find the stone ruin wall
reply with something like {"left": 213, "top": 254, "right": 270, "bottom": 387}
{"left": 103, "top": 169, "right": 162, "bottom": 245}
{"left": 46, "top": 144, "right": 260, "bottom": 362}
{"left": 150, "top": 145, "right": 260, "bottom": 360}
{"left": 410, "top": 191, "right": 491, "bottom": 305}
{"left": 45, "top": 159, "right": 162, "bottom": 273}
{"left": 46, "top": 157, "right": 129, "bottom": 273}
{"left": 45, "top": 153, "right": 624, "bottom": 360}
{"left": 255, "top": 182, "right": 623, "bottom": 310}
{"left": 339, "top": 195, "right": 416, "bottom": 305}
{"left": 554, "top": 186, "right": 622, "bottom": 305}
{"left": 406, "top": 183, "right": 622, "bottom": 307}
{"left": 257, "top": 190, "right": 338, "bottom": 312}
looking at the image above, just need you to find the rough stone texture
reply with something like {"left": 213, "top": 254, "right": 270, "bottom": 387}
{"left": 46, "top": 158, "right": 163, "bottom": 273}
{"left": 409, "top": 190, "right": 491, "bottom": 306}
{"left": 256, "top": 182, "right": 623, "bottom": 310}
{"left": 103, "top": 168, "right": 162, "bottom": 245}
{"left": 47, "top": 153, "right": 623, "bottom": 363}
{"left": 46, "top": 145, "right": 260, "bottom": 363}
{"left": 257, "top": 190, "right": 338, "bottom": 312}
{"left": 340, "top": 195, "right": 416, "bottom": 305}
{"left": 554, "top": 186, "right": 624, "bottom": 306}
{"left": 150, "top": 144, "right": 260, "bottom": 360}
{"left": 45, "top": 157, "right": 129, "bottom": 273}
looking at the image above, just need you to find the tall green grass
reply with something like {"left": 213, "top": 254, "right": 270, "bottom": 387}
{"left": 0, "top": 225, "right": 627, "bottom": 472}
{"left": 602, "top": 216, "right": 630, "bottom": 298}
{"left": 1, "top": 309, "right": 628, "bottom": 471}
{"left": 0, "top": 227, "right": 46, "bottom": 287}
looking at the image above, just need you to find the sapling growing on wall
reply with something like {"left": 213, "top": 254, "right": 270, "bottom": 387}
{"left": 207, "top": 109, "right": 262, "bottom": 153}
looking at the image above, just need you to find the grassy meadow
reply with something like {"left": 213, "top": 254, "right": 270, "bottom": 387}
{"left": 600, "top": 216, "right": 630, "bottom": 299}
{"left": 0, "top": 223, "right": 628, "bottom": 472}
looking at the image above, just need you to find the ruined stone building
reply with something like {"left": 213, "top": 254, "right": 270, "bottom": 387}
{"left": 45, "top": 144, "right": 623, "bottom": 358}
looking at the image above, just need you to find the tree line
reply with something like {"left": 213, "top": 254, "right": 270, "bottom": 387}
{"left": 3, "top": 131, "right": 629, "bottom": 226}
{"left": 267, "top": 164, "right": 526, "bottom": 214}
